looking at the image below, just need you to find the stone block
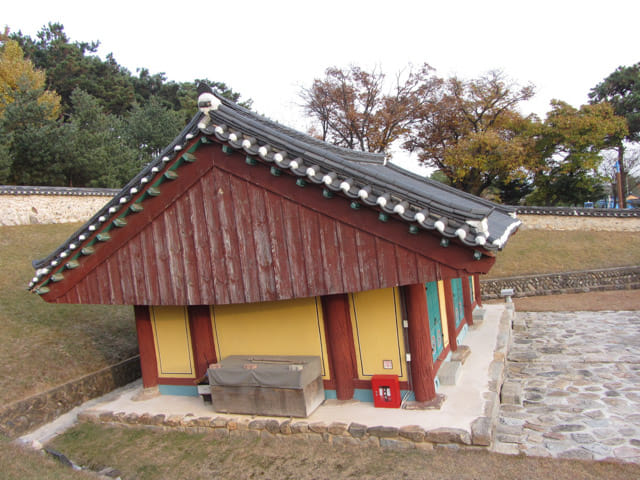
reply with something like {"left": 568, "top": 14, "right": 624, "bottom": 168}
{"left": 487, "top": 360, "right": 505, "bottom": 393}
{"left": 265, "top": 419, "right": 281, "bottom": 434}
{"left": 513, "top": 316, "right": 527, "bottom": 332}
{"left": 424, "top": 427, "right": 471, "bottom": 445}
{"left": 309, "top": 422, "right": 327, "bottom": 434}
{"left": 500, "top": 381, "right": 522, "bottom": 406}
{"left": 348, "top": 422, "right": 368, "bottom": 438}
{"left": 291, "top": 421, "right": 309, "bottom": 434}
{"left": 399, "top": 425, "right": 426, "bottom": 442}
{"left": 472, "top": 307, "right": 486, "bottom": 325}
{"left": 327, "top": 422, "right": 349, "bottom": 435}
{"left": 367, "top": 426, "right": 399, "bottom": 438}
{"left": 471, "top": 417, "right": 493, "bottom": 446}
{"left": 380, "top": 438, "right": 416, "bottom": 450}
{"left": 451, "top": 345, "right": 471, "bottom": 364}
{"left": 437, "top": 361, "right": 462, "bottom": 386}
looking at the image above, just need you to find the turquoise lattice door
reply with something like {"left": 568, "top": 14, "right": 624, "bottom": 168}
{"left": 426, "top": 281, "right": 443, "bottom": 361}
{"left": 451, "top": 278, "right": 465, "bottom": 328}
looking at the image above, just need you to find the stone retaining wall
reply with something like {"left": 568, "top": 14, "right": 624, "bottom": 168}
{"left": 518, "top": 214, "right": 640, "bottom": 231}
{"left": 481, "top": 266, "right": 640, "bottom": 300}
{"left": 0, "top": 356, "right": 140, "bottom": 438}
{"left": 0, "top": 186, "right": 116, "bottom": 226}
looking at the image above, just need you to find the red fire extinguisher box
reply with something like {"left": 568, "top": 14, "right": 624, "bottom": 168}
{"left": 371, "top": 375, "right": 401, "bottom": 408}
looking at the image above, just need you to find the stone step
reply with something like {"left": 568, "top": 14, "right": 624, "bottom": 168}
{"left": 437, "top": 360, "right": 462, "bottom": 386}
{"left": 451, "top": 345, "right": 471, "bottom": 364}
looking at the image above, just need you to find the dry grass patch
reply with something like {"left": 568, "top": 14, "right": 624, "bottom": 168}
{"left": 488, "top": 230, "right": 640, "bottom": 278}
{"left": 0, "top": 434, "right": 90, "bottom": 480}
{"left": 48, "top": 423, "right": 640, "bottom": 480}
{"left": 0, "top": 224, "right": 137, "bottom": 405}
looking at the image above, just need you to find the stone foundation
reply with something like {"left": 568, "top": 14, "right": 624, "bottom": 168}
{"left": 481, "top": 266, "right": 640, "bottom": 300}
{"left": 0, "top": 356, "right": 140, "bottom": 438}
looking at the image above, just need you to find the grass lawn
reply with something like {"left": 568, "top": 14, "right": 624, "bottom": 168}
{"left": 0, "top": 224, "right": 137, "bottom": 405}
{"left": 487, "top": 230, "right": 640, "bottom": 278}
{"left": 0, "top": 434, "right": 90, "bottom": 479}
{"left": 43, "top": 422, "right": 640, "bottom": 480}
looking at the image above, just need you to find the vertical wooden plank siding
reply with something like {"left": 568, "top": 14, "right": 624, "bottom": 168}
{"left": 188, "top": 181, "right": 216, "bottom": 303}
{"left": 403, "top": 283, "right": 437, "bottom": 402}
{"left": 165, "top": 204, "right": 187, "bottom": 304}
{"left": 43, "top": 144, "right": 495, "bottom": 306}
{"left": 228, "top": 175, "right": 262, "bottom": 302}
{"left": 135, "top": 305, "right": 159, "bottom": 388}
{"left": 335, "top": 223, "right": 363, "bottom": 294}
{"left": 175, "top": 195, "right": 199, "bottom": 304}
{"left": 318, "top": 217, "right": 344, "bottom": 293}
{"left": 321, "top": 294, "right": 357, "bottom": 400}
{"left": 198, "top": 174, "right": 229, "bottom": 304}
{"left": 140, "top": 228, "right": 161, "bottom": 306}
{"left": 355, "top": 230, "right": 378, "bottom": 291}
{"left": 443, "top": 280, "right": 458, "bottom": 352}
{"left": 298, "top": 209, "right": 326, "bottom": 295}
{"left": 263, "top": 192, "right": 294, "bottom": 299}
{"left": 188, "top": 305, "right": 217, "bottom": 379}
{"left": 394, "top": 246, "right": 419, "bottom": 286}
{"left": 280, "top": 199, "right": 309, "bottom": 299}
{"left": 461, "top": 274, "right": 474, "bottom": 326}
{"left": 474, "top": 273, "right": 482, "bottom": 306}
{"left": 375, "top": 238, "right": 400, "bottom": 287}
{"left": 246, "top": 186, "right": 277, "bottom": 300}
{"left": 208, "top": 169, "right": 245, "bottom": 303}
{"left": 119, "top": 243, "right": 137, "bottom": 304}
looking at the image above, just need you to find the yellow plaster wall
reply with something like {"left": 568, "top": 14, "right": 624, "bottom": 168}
{"left": 210, "top": 297, "right": 330, "bottom": 378}
{"left": 437, "top": 281, "right": 450, "bottom": 349}
{"left": 349, "top": 287, "right": 407, "bottom": 380}
{"left": 150, "top": 306, "right": 195, "bottom": 378}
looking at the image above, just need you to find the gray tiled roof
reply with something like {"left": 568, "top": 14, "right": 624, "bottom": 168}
{"left": 29, "top": 91, "right": 520, "bottom": 291}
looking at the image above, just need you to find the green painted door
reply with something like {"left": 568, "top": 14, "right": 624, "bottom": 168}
{"left": 468, "top": 276, "right": 475, "bottom": 303}
{"left": 426, "top": 281, "right": 444, "bottom": 361}
{"left": 452, "top": 278, "right": 465, "bottom": 328}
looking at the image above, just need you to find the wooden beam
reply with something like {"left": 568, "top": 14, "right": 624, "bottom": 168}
{"left": 188, "top": 305, "right": 217, "bottom": 380}
{"left": 321, "top": 294, "right": 357, "bottom": 400}
{"left": 134, "top": 305, "right": 159, "bottom": 388}
{"left": 474, "top": 273, "right": 482, "bottom": 306}
{"left": 403, "top": 283, "right": 437, "bottom": 402}
{"left": 443, "top": 280, "right": 458, "bottom": 352}
{"left": 462, "top": 275, "right": 473, "bottom": 327}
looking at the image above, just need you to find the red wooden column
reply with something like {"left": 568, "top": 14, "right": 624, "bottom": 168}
{"left": 134, "top": 305, "right": 159, "bottom": 388}
{"left": 321, "top": 294, "right": 357, "bottom": 400}
{"left": 403, "top": 284, "right": 437, "bottom": 402}
{"left": 462, "top": 276, "right": 474, "bottom": 326}
{"left": 474, "top": 273, "right": 483, "bottom": 307}
{"left": 443, "top": 280, "right": 458, "bottom": 352}
{"left": 188, "top": 306, "right": 217, "bottom": 380}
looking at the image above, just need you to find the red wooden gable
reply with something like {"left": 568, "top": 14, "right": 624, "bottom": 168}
{"left": 40, "top": 139, "right": 494, "bottom": 305}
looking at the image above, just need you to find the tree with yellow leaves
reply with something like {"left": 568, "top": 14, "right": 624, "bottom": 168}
{"left": 0, "top": 37, "right": 60, "bottom": 118}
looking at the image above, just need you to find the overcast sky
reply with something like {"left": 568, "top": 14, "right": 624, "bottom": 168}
{"left": 4, "top": 0, "right": 640, "bottom": 173}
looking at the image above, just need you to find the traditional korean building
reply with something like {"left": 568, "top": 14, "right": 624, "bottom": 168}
{"left": 29, "top": 88, "right": 520, "bottom": 405}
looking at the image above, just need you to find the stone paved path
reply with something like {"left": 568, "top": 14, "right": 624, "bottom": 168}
{"left": 495, "top": 310, "right": 640, "bottom": 463}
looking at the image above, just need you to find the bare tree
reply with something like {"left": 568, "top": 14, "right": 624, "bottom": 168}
{"left": 301, "top": 63, "right": 440, "bottom": 153}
